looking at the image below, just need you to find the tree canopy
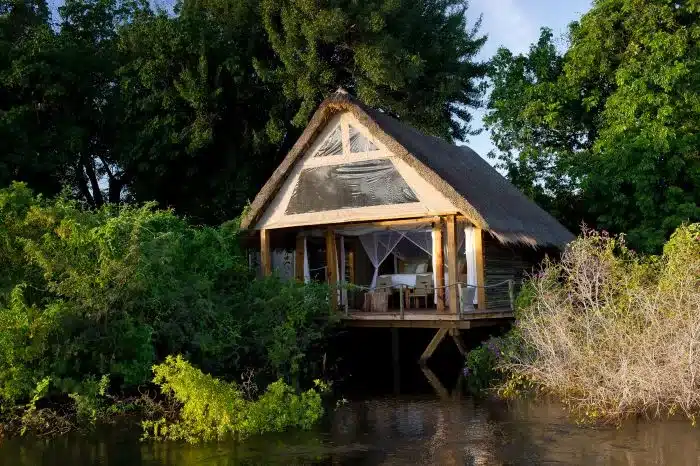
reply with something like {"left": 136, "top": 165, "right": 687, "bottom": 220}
{"left": 485, "top": 0, "right": 700, "bottom": 252}
{"left": 0, "top": 0, "right": 487, "bottom": 223}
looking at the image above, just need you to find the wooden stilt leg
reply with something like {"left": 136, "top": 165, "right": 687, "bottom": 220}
{"left": 419, "top": 327, "right": 448, "bottom": 363}
{"left": 450, "top": 328, "right": 467, "bottom": 357}
{"left": 391, "top": 328, "right": 400, "bottom": 394}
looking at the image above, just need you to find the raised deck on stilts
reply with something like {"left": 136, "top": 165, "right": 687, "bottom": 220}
{"left": 340, "top": 307, "right": 513, "bottom": 329}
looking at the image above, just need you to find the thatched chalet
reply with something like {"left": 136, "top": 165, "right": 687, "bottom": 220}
{"left": 241, "top": 90, "right": 573, "bottom": 329}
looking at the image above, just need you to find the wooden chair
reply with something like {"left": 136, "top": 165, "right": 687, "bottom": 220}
{"left": 459, "top": 285, "right": 476, "bottom": 313}
{"left": 409, "top": 274, "right": 433, "bottom": 308}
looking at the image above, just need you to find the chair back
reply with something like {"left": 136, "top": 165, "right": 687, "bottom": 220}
{"left": 413, "top": 274, "right": 432, "bottom": 297}
{"left": 459, "top": 285, "right": 476, "bottom": 312}
{"left": 376, "top": 276, "right": 393, "bottom": 291}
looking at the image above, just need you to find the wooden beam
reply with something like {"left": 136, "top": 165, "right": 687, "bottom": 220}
{"left": 446, "top": 215, "right": 459, "bottom": 314}
{"left": 347, "top": 248, "right": 355, "bottom": 284}
{"left": 433, "top": 220, "right": 445, "bottom": 312}
{"left": 352, "top": 216, "right": 442, "bottom": 229}
{"left": 450, "top": 328, "right": 467, "bottom": 357}
{"left": 325, "top": 228, "right": 338, "bottom": 311}
{"left": 419, "top": 327, "right": 448, "bottom": 363}
{"left": 295, "top": 234, "right": 305, "bottom": 281}
{"left": 260, "top": 229, "right": 272, "bottom": 277}
{"left": 475, "top": 228, "right": 486, "bottom": 309}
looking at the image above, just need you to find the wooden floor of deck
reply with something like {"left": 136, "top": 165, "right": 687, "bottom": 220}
{"left": 340, "top": 308, "right": 514, "bottom": 328}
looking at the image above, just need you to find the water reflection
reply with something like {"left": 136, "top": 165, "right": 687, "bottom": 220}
{"left": 4, "top": 389, "right": 700, "bottom": 465}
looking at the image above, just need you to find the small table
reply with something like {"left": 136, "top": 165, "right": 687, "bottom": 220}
{"left": 363, "top": 291, "right": 390, "bottom": 312}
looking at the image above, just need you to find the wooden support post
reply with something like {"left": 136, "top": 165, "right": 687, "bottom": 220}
{"left": 325, "top": 228, "right": 338, "bottom": 311}
{"left": 419, "top": 327, "right": 448, "bottom": 363}
{"left": 433, "top": 220, "right": 445, "bottom": 312}
{"left": 449, "top": 328, "right": 467, "bottom": 357}
{"left": 260, "top": 229, "right": 272, "bottom": 277}
{"left": 475, "top": 228, "right": 486, "bottom": 309}
{"left": 295, "top": 234, "right": 304, "bottom": 282}
{"left": 391, "top": 328, "right": 400, "bottom": 394}
{"left": 446, "top": 215, "right": 459, "bottom": 314}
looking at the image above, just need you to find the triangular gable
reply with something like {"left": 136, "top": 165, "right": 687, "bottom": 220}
{"left": 254, "top": 112, "right": 459, "bottom": 229}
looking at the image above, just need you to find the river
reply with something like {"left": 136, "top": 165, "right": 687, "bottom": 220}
{"left": 3, "top": 328, "right": 700, "bottom": 465}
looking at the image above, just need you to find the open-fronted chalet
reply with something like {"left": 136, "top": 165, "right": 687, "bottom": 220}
{"left": 241, "top": 90, "right": 573, "bottom": 329}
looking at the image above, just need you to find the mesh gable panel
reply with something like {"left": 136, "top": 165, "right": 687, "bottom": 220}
{"left": 285, "top": 159, "right": 419, "bottom": 214}
{"left": 349, "top": 124, "right": 378, "bottom": 152}
{"left": 314, "top": 124, "right": 343, "bottom": 157}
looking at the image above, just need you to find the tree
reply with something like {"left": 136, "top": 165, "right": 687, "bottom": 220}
{"left": 0, "top": 0, "right": 67, "bottom": 197}
{"left": 486, "top": 0, "right": 700, "bottom": 252}
{"left": 260, "top": 0, "right": 487, "bottom": 142}
{"left": 115, "top": 0, "right": 286, "bottom": 223}
{"left": 2, "top": 0, "right": 487, "bottom": 223}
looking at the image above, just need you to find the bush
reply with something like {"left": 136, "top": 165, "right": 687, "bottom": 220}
{"left": 142, "top": 356, "right": 326, "bottom": 443}
{"left": 500, "top": 224, "right": 700, "bottom": 423}
{"left": 0, "top": 183, "right": 334, "bottom": 430}
{"left": 464, "top": 338, "right": 501, "bottom": 395}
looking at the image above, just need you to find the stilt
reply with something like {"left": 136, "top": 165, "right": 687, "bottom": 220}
{"left": 391, "top": 328, "right": 400, "bottom": 394}
{"left": 419, "top": 327, "right": 448, "bottom": 363}
{"left": 449, "top": 328, "right": 467, "bottom": 357}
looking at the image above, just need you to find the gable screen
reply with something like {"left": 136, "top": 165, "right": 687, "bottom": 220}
{"left": 313, "top": 124, "right": 343, "bottom": 157}
{"left": 349, "top": 124, "right": 378, "bottom": 152}
{"left": 285, "top": 159, "right": 419, "bottom": 214}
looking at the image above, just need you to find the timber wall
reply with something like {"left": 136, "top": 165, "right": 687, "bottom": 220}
{"left": 482, "top": 235, "right": 549, "bottom": 309}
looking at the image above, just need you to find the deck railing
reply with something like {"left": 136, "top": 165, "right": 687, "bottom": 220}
{"left": 337, "top": 279, "right": 517, "bottom": 318}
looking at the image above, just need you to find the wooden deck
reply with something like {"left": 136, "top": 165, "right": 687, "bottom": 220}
{"left": 340, "top": 307, "right": 514, "bottom": 328}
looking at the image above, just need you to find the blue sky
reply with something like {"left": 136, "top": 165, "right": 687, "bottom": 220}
{"left": 465, "top": 0, "right": 592, "bottom": 160}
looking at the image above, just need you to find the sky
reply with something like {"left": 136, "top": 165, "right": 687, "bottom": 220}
{"left": 465, "top": 0, "right": 592, "bottom": 160}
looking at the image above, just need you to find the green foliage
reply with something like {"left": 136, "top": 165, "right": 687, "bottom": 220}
{"left": 486, "top": 1, "right": 700, "bottom": 252}
{"left": 260, "top": 0, "right": 487, "bottom": 141}
{"left": 463, "top": 338, "right": 501, "bottom": 395}
{"left": 499, "top": 224, "right": 700, "bottom": 423}
{"left": 2, "top": 0, "right": 486, "bottom": 223}
{"left": 142, "top": 355, "right": 326, "bottom": 443}
{"left": 68, "top": 375, "right": 110, "bottom": 425}
{"left": 0, "top": 184, "right": 333, "bottom": 424}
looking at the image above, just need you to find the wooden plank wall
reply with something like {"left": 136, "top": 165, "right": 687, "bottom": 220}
{"left": 482, "top": 235, "right": 546, "bottom": 309}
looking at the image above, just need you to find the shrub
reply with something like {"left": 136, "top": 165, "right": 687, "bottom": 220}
{"left": 142, "top": 356, "right": 326, "bottom": 443}
{"left": 501, "top": 224, "right": 700, "bottom": 423}
{"left": 0, "top": 183, "right": 333, "bottom": 431}
{"left": 464, "top": 338, "right": 501, "bottom": 395}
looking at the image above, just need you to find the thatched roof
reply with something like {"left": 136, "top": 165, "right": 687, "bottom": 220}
{"left": 241, "top": 91, "right": 574, "bottom": 248}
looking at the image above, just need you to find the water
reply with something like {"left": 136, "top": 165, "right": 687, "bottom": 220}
{"left": 3, "top": 328, "right": 700, "bottom": 465}
{"left": 4, "top": 387, "right": 700, "bottom": 464}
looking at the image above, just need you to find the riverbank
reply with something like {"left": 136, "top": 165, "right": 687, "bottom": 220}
{"left": 467, "top": 224, "right": 700, "bottom": 424}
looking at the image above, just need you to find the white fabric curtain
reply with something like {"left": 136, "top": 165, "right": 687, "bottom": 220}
{"left": 431, "top": 229, "right": 439, "bottom": 303}
{"left": 359, "top": 230, "right": 406, "bottom": 289}
{"left": 464, "top": 225, "right": 478, "bottom": 304}
{"left": 303, "top": 237, "right": 310, "bottom": 283}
